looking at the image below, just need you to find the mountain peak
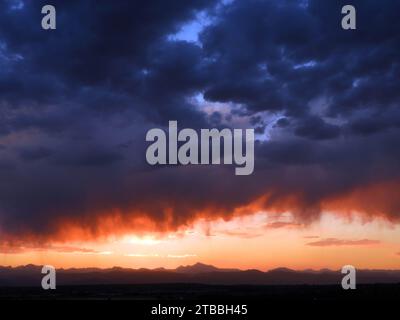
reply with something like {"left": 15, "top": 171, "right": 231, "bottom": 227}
{"left": 175, "top": 262, "right": 240, "bottom": 274}
{"left": 176, "top": 262, "right": 219, "bottom": 273}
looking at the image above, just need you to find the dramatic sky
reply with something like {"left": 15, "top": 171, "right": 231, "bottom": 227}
{"left": 0, "top": 0, "right": 400, "bottom": 269}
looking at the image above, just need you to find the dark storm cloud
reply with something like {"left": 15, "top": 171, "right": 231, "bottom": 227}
{"left": 0, "top": 0, "right": 214, "bottom": 122}
{"left": 201, "top": 0, "right": 400, "bottom": 120}
{"left": 0, "top": 0, "right": 400, "bottom": 242}
{"left": 18, "top": 146, "right": 53, "bottom": 161}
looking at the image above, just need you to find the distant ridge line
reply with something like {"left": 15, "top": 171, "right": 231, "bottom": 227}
{"left": 1, "top": 262, "right": 400, "bottom": 286}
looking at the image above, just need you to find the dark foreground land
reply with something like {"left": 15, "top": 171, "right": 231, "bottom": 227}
{"left": 1, "top": 283, "right": 399, "bottom": 300}
{"left": 0, "top": 284, "right": 398, "bottom": 320}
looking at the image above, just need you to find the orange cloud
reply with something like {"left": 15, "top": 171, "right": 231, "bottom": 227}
{"left": 264, "top": 222, "right": 302, "bottom": 229}
{"left": 0, "top": 243, "right": 100, "bottom": 255}
{"left": 1, "top": 178, "right": 400, "bottom": 246}
{"left": 306, "top": 238, "right": 380, "bottom": 247}
{"left": 217, "top": 230, "right": 263, "bottom": 239}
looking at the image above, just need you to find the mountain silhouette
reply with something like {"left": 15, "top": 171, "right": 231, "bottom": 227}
{"left": 176, "top": 262, "right": 240, "bottom": 273}
{"left": 1, "top": 263, "right": 400, "bottom": 286}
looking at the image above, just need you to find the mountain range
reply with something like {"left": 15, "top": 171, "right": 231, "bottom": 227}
{"left": 1, "top": 263, "right": 400, "bottom": 287}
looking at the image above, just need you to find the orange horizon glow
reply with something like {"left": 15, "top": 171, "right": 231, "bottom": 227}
{"left": 1, "top": 212, "right": 400, "bottom": 271}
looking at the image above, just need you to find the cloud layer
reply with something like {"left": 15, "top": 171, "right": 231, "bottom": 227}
{"left": 0, "top": 0, "right": 400, "bottom": 244}
{"left": 306, "top": 238, "right": 380, "bottom": 247}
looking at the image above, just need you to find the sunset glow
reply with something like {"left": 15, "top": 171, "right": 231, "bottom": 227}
{"left": 2, "top": 212, "right": 399, "bottom": 270}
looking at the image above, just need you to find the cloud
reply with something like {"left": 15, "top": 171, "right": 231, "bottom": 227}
{"left": 167, "top": 254, "right": 197, "bottom": 259}
{"left": 264, "top": 222, "right": 302, "bottom": 229}
{"left": 0, "top": 0, "right": 400, "bottom": 244}
{"left": 306, "top": 238, "right": 381, "bottom": 247}
{"left": 0, "top": 243, "right": 102, "bottom": 254}
{"left": 217, "top": 230, "right": 263, "bottom": 239}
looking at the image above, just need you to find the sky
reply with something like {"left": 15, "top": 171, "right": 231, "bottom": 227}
{"left": 0, "top": 0, "right": 400, "bottom": 270}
